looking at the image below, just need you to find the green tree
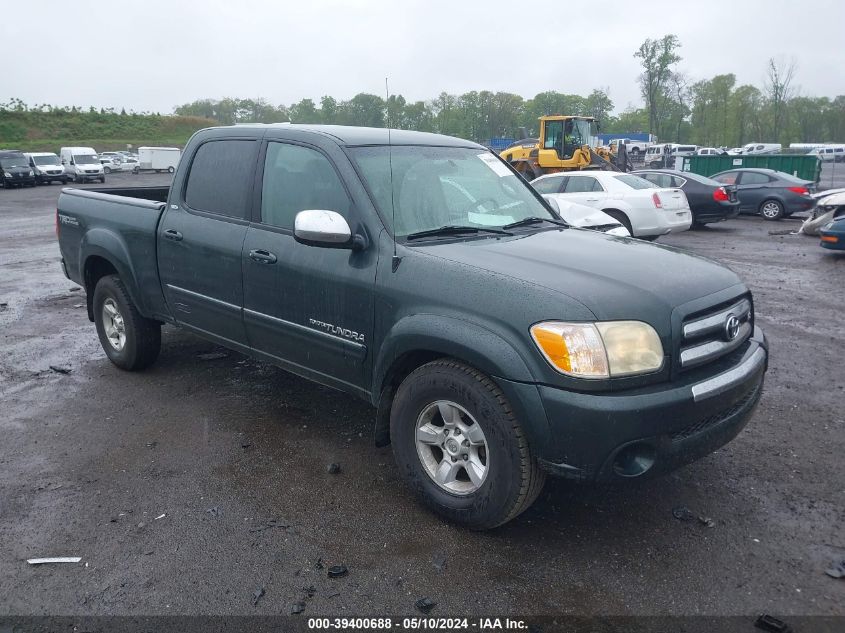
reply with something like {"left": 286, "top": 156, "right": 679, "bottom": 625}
{"left": 289, "top": 98, "right": 320, "bottom": 123}
{"left": 345, "top": 93, "right": 385, "bottom": 127}
{"left": 763, "top": 58, "right": 796, "bottom": 143}
{"left": 634, "top": 34, "right": 682, "bottom": 136}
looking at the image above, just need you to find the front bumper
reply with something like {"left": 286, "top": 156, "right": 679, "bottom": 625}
{"left": 820, "top": 231, "right": 845, "bottom": 250}
{"left": 532, "top": 326, "right": 768, "bottom": 481}
{"left": 4, "top": 175, "right": 35, "bottom": 186}
{"left": 36, "top": 172, "right": 66, "bottom": 181}
{"left": 76, "top": 171, "right": 104, "bottom": 180}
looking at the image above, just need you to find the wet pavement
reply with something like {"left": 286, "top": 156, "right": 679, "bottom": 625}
{"left": 1, "top": 173, "right": 843, "bottom": 617}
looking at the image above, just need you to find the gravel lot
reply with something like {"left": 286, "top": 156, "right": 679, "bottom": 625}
{"left": 1, "top": 172, "right": 843, "bottom": 620}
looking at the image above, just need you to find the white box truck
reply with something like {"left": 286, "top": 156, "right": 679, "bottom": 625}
{"left": 136, "top": 147, "right": 181, "bottom": 174}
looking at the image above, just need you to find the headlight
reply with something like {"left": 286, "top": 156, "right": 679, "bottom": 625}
{"left": 29, "top": 170, "right": 34, "bottom": 176}
{"left": 530, "top": 321, "right": 664, "bottom": 378}
{"left": 3, "top": 172, "right": 11, "bottom": 178}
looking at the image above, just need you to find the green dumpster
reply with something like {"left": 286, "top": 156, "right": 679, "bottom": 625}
{"left": 682, "top": 154, "right": 821, "bottom": 183}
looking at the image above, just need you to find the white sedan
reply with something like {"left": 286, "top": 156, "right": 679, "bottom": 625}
{"left": 531, "top": 171, "right": 692, "bottom": 239}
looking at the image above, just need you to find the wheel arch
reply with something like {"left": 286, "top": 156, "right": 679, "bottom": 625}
{"left": 81, "top": 232, "right": 148, "bottom": 322}
{"left": 371, "top": 315, "right": 548, "bottom": 449}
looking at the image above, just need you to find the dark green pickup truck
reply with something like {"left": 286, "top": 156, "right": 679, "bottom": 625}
{"left": 57, "top": 124, "right": 768, "bottom": 528}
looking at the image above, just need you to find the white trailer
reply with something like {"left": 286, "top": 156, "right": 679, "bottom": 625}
{"left": 136, "top": 147, "right": 181, "bottom": 174}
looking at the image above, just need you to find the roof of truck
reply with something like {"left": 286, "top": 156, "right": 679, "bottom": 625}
{"left": 219, "top": 124, "right": 483, "bottom": 148}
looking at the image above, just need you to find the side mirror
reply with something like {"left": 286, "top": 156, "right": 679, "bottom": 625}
{"left": 294, "top": 210, "right": 365, "bottom": 250}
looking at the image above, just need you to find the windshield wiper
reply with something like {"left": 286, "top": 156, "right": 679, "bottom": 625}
{"left": 502, "top": 217, "right": 569, "bottom": 230}
{"left": 405, "top": 225, "right": 513, "bottom": 241}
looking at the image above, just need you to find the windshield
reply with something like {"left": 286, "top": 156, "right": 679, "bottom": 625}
{"left": 615, "top": 174, "right": 657, "bottom": 190}
{"left": 1, "top": 154, "right": 29, "bottom": 169}
{"left": 350, "top": 146, "right": 555, "bottom": 238}
{"left": 32, "top": 155, "right": 60, "bottom": 166}
{"left": 73, "top": 154, "right": 99, "bottom": 165}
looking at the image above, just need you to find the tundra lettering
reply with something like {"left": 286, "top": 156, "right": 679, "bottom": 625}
{"left": 309, "top": 318, "right": 365, "bottom": 343}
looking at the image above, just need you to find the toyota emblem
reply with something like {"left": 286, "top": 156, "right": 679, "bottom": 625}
{"left": 724, "top": 314, "right": 741, "bottom": 341}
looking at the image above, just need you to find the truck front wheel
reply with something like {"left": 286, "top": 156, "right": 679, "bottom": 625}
{"left": 93, "top": 275, "right": 161, "bottom": 371}
{"left": 390, "top": 359, "right": 545, "bottom": 529}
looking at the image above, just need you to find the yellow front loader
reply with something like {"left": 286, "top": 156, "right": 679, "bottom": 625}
{"left": 499, "top": 115, "right": 620, "bottom": 180}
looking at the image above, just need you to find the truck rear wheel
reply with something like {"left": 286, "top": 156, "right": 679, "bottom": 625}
{"left": 93, "top": 275, "right": 161, "bottom": 371}
{"left": 390, "top": 359, "right": 545, "bottom": 529}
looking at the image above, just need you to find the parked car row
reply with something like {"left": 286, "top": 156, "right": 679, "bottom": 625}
{"left": 526, "top": 166, "right": 818, "bottom": 242}
{"left": 0, "top": 146, "right": 182, "bottom": 189}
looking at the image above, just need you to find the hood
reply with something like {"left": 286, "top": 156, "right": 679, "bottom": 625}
{"left": 544, "top": 196, "right": 620, "bottom": 229}
{"left": 412, "top": 228, "right": 742, "bottom": 322}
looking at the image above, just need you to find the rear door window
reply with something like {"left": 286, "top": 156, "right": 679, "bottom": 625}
{"left": 713, "top": 172, "right": 738, "bottom": 185}
{"left": 184, "top": 140, "right": 257, "bottom": 218}
{"left": 565, "top": 175, "right": 602, "bottom": 193}
{"left": 640, "top": 173, "right": 672, "bottom": 188}
{"left": 739, "top": 172, "right": 770, "bottom": 185}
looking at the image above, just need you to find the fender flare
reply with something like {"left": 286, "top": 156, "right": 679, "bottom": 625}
{"left": 371, "top": 314, "right": 552, "bottom": 450}
{"left": 373, "top": 314, "right": 536, "bottom": 394}
{"left": 80, "top": 228, "right": 149, "bottom": 319}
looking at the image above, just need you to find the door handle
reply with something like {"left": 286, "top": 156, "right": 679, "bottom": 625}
{"left": 585, "top": 198, "right": 599, "bottom": 202}
{"left": 163, "top": 229, "right": 183, "bottom": 241}
{"left": 249, "top": 249, "right": 277, "bottom": 264}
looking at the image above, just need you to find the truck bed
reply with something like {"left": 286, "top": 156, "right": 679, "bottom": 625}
{"left": 81, "top": 185, "right": 170, "bottom": 203}
{"left": 57, "top": 186, "right": 171, "bottom": 321}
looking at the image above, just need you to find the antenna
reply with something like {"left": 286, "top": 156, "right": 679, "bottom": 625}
{"left": 386, "top": 77, "right": 400, "bottom": 271}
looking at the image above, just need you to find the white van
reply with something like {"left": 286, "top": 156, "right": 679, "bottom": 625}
{"left": 741, "top": 143, "right": 782, "bottom": 155}
{"left": 645, "top": 143, "right": 698, "bottom": 168}
{"left": 60, "top": 147, "right": 105, "bottom": 183}
{"left": 137, "top": 147, "right": 181, "bottom": 173}
{"left": 813, "top": 145, "right": 845, "bottom": 163}
{"left": 25, "top": 152, "right": 68, "bottom": 185}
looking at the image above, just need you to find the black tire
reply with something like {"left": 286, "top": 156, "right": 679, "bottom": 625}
{"left": 104, "top": 166, "right": 111, "bottom": 174}
{"left": 390, "top": 359, "right": 545, "bottom": 529}
{"left": 93, "top": 274, "right": 161, "bottom": 371}
{"left": 99, "top": 176, "right": 106, "bottom": 183}
{"left": 759, "top": 199, "right": 784, "bottom": 221}
{"left": 168, "top": 166, "right": 175, "bottom": 174}
{"left": 603, "top": 209, "right": 634, "bottom": 236}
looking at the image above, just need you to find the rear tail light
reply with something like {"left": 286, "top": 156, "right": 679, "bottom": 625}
{"left": 713, "top": 187, "right": 730, "bottom": 202}
{"left": 788, "top": 186, "right": 809, "bottom": 196}
{"left": 652, "top": 192, "right": 663, "bottom": 208}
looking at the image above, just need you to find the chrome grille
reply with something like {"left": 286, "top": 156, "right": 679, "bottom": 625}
{"left": 680, "top": 297, "right": 752, "bottom": 370}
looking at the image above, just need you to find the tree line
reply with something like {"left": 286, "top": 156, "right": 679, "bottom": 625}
{"left": 174, "top": 34, "right": 845, "bottom": 147}
{"left": 4, "top": 35, "right": 844, "bottom": 148}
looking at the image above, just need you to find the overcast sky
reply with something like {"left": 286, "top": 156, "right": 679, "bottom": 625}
{"left": 3, "top": 0, "right": 843, "bottom": 114}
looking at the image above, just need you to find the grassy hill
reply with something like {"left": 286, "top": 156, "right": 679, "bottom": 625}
{"left": 0, "top": 110, "right": 218, "bottom": 152}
